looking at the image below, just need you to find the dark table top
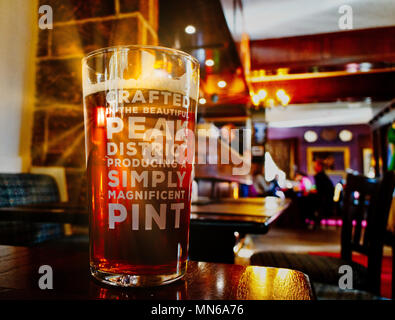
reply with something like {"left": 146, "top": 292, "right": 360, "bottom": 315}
{"left": 0, "top": 197, "right": 289, "bottom": 234}
{"left": 0, "top": 245, "right": 313, "bottom": 300}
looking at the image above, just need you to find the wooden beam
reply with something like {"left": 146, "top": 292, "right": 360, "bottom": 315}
{"left": 250, "top": 27, "right": 395, "bottom": 70}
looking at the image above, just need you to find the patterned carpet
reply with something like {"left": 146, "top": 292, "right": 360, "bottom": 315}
{"left": 309, "top": 251, "right": 393, "bottom": 299}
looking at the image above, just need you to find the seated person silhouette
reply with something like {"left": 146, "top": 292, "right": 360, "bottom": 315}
{"left": 313, "top": 160, "right": 335, "bottom": 225}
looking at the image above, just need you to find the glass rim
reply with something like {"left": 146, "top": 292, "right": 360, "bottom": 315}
{"left": 82, "top": 44, "right": 200, "bottom": 66}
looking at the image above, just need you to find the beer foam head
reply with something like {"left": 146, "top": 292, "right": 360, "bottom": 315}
{"left": 83, "top": 48, "right": 199, "bottom": 100}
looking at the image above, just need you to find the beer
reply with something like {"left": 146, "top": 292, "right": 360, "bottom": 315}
{"left": 82, "top": 46, "right": 199, "bottom": 286}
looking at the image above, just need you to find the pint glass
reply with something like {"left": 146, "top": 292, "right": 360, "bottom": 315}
{"left": 82, "top": 45, "right": 199, "bottom": 286}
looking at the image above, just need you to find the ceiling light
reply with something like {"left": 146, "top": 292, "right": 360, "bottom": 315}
{"left": 339, "top": 129, "right": 353, "bottom": 142}
{"left": 276, "top": 89, "right": 290, "bottom": 106}
{"left": 276, "top": 89, "right": 286, "bottom": 99}
{"left": 217, "top": 80, "right": 227, "bottom": 88}
{"left": 258, "top": 89, "right": 267, "bottom": 100}
{"left": 251, "top": 89, "right": 267, "bottom": 107}
{"left": 199, "top": 97, "right": 206, "bottom": 105}
{"left": 304, "top": 130, "right": 318, "bottom": 143}
{"left": 252, "top": 94, "right": 260, "bottom": 106}
{"left": 279, "top": 94, "right": 290, "bottom": 106}
{"left": 205, "top": 59, "right": 214, "bottom": 67}
{"left": 185, "top": 25, "right": 196, "bottom": 34}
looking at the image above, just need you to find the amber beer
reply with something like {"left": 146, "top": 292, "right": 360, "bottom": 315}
{"left": 82, "top": 46, "right": 199, "bottom": 287}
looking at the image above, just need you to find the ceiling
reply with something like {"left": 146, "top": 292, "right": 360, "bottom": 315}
{"left": 159, "top": 0, "right": 248, "bottom": 106}
{"left": 220, "top": 0, "right": 395, "bottom": 127}
{"left": 262, "top": 101, "right": 389, "bottom": 128}
{"left": 158, "top": 0, "right": 394, "bottom": 128}
{"left": 221, "top": 0, "right": 395, "bottom": 40}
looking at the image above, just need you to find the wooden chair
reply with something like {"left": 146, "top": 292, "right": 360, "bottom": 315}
{"left": 384, "top": 230, "right": 395, "bottom": 298}
{"left": 381, "top": 172, "right": 395, "bottom": 298}
{"left": 340, "top": 172, "right": 394, "bottom": 294}
{"left": 250, "top": 172, "right": 394, "bottom": 296}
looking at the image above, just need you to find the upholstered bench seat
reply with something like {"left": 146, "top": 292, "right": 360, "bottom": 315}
{"left": 0, "top": 173, "right": 64, "bottom": 246}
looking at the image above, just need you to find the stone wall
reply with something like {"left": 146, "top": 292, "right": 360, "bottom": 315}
{"left": 33, "top": 0, "right": 158, "bottom": 203}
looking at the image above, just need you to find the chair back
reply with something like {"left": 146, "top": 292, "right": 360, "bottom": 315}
{"left": 0, "top": 173, "right": 60, "bottom": 207}
{"left": 340, "top": 171, "right": 395, "bottom": 294}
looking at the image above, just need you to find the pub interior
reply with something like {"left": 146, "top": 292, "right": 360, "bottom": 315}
{"left": 0, "top": 0, "right": 394, "bottom": 301}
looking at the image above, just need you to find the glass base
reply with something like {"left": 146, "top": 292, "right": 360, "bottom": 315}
{"left": 90, "top": 265, "right": 186, "bottom": 287}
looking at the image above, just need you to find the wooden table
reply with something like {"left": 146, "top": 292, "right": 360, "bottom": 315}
{"left": 189, "top": 197, "right": 289, "bottom": 263}
{"left": 0, "top": 197, "right": 289, "bottom": 263}
{"left": 191, "top": 197, "right": 289, "bottom": 228}
{"left": 0, "top": 245, "right": 313, "bottom": 300}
